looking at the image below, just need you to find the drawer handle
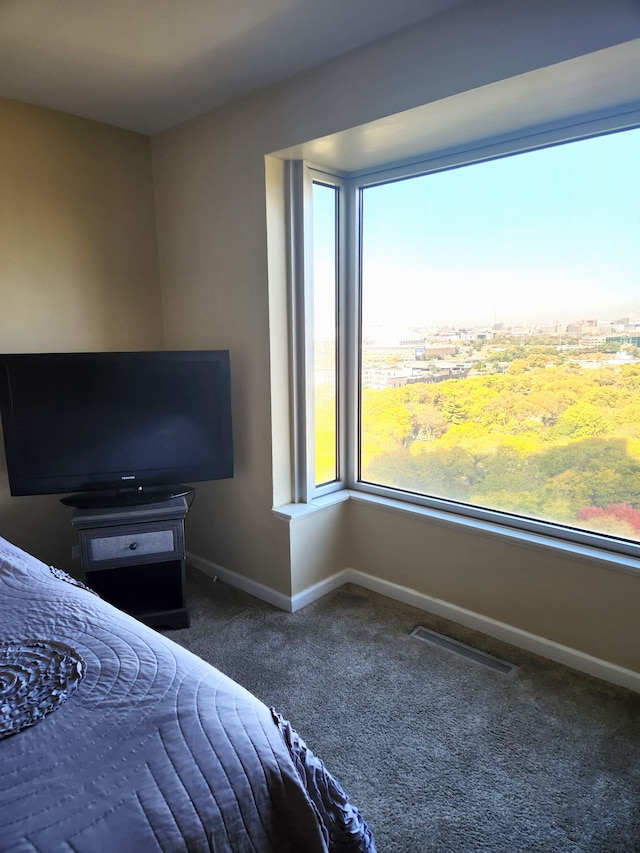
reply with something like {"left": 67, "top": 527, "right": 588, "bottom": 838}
{"left": 129, "top": 543, "right": 138, "bottom": 551}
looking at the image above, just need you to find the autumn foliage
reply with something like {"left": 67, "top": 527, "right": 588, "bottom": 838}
{"left": 316, "top": 357, "right": 640, "bottom": 542}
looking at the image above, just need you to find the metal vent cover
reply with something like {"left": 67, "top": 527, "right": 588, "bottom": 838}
{"left": 410, "top": 626, "right": 516, "bottom": 675}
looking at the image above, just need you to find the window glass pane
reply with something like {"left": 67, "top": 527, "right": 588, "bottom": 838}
{"left": 360, "top": 128, "right": 640, "bottom": 543}
{"left": 312, "top": 182, "right": 339, "bottom": 486}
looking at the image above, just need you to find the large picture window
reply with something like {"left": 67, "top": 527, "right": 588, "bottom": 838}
{"left": 299, "top": 123, "right": 640, "bottom": 555}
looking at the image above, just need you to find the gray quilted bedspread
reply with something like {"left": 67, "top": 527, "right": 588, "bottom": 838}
{"left": 0, "top": 536, "right": 370, "bottom": 852}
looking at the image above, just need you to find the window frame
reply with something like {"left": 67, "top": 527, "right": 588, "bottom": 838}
{"left": 291, "top": 109, "right": 640, "bottom": 562}
{"left": 290, "top": 163, "right": 350, "bottom": 502}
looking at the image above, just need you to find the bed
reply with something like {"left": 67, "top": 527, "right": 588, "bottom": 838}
{"left": 0, "top": 536, "right": 376, "bottom": 852}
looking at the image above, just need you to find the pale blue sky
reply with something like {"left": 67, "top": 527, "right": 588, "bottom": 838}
{"left": 360, "top": 126, "right": 640, "bottom": 329}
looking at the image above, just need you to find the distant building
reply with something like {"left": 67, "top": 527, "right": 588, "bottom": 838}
{"left": 606, "top": 335, "right": 640, "bottom": 348}
{"left": 536, "top": 324, "right": 563, "bottom": 335}
{"left": 579, "top": 336, "right": 607, "bottom": 349}
{"left": 362, "top": 366, "right": 410, "bottom": 390}
{"left": 423, "top": 345, "right": 457, "bottom": 358}
{"left": 407, "top": 361, "right": 470, "bottom": 381}
{"left": 567, "top": 319, "right": 599, "bottom": 335}
{"left": 362, "top": 345, "right": 419, "bottom": 363}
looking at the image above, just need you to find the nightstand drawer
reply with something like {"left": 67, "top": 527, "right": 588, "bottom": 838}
{"left": 89, "top": 528, "right": 176, "bottom": 562}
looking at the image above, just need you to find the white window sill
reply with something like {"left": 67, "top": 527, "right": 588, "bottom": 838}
{"left": 274, "top": 489, "right": 640, "bottom": 577}
{"left": 272, "top": 488, "right": 350, "bottom": 522}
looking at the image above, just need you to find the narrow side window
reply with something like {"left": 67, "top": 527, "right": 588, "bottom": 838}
{"left": 312, "top": 181, "right": 340, "bottom": 487}
{"left": 291, "top": 164, "right": 344, "bottom": 501}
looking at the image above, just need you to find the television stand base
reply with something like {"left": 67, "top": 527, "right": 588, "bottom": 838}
{"left": 61, "top": 485, "right": 193, "bottom": 509}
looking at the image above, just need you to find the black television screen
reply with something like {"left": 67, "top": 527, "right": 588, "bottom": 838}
{"left": 0, "top": 350, "right": 233, "bottom": 507}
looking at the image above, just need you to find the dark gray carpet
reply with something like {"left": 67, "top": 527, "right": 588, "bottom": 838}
{"left": 167, "top": 569, "right": 640, "bottom": 853}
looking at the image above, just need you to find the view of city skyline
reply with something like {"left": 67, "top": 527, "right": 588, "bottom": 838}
{"left": 362, "top": 311, "right": 640, "bottom": 345}
{"left": 356, "top": 311, "right": 640, "bottom": 393}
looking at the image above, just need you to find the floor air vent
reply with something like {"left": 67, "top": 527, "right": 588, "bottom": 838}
{"left": 410, "top": 627, "right": 516, "bottom": 675}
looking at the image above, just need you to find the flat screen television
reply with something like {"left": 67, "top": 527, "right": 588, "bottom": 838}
{"left": 0, "top": 350, "right": 233, "bottom": 508}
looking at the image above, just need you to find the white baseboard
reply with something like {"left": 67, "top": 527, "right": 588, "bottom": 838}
{"left": 187, "top": 552, "right": 294, "bottom": 612}
{"left": 187, "top": 553, "right": 640, "bottom": 693}
{"left": 290, "top": 571, "right": 350, "bottom": 611}
{"left": 343, "top": 569, "right": 640, "bottom": 694}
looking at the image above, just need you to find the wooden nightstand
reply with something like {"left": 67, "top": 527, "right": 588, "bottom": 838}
{"left": 72, "top": 496, "right": 190, "bottom": 629}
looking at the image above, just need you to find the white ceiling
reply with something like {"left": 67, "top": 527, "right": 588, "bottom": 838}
{"left": 0, "top": 0, "right": 468, "bottom": 135}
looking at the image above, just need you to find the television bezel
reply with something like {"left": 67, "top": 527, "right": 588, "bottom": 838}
{"left": 0, "top": 350, "right": 233, "bottom": 506}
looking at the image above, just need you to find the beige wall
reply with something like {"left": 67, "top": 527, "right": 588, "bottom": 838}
{"left": 0, "top": 98, "right": 163, "bottom": 569}
{"left": 151, "top": 0, "right": 640, "bottom": 668}
{"left": 152, "top": 104, "right": 295, "bottom": 594}
{"left": 348, "top": 501, "right": 640, "bottom": 672}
